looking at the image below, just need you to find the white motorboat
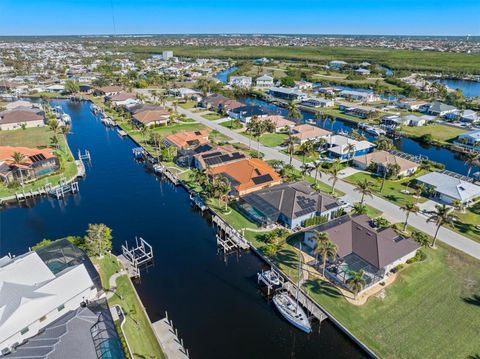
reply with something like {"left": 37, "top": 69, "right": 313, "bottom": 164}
{"left": 273, "top": 292, "right": 311, "bottom": 333}
{"left": 260, "top": 269, "right": 282, "bottom": 286}
{"left": 61, "top": 113, "right": 71, "bottom": 123}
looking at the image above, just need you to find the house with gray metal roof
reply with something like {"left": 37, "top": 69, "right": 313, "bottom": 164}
{"left": 240, "top": 181, "right": 346, "bottom": 229}
{"left": 416, "top": 171, "right": 480, "bottom": 205}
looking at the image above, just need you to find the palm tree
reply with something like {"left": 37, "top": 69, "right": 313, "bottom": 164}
{"left": 464, "top": 152, "right": 479, "bottom": 178}
{"left": 354, "top": 179, "right": 373, "bottom": 205}
{"left": 300, "top": 163, "right": 313, "bottom": 178}
{"left": 285, "top": 135, "right": 297, "bottom": 165}
{"left": 48, "top": 119, "right": 59, "bottom": 134}
{"left": 352, "top": 202, "right": 367, "bottom": 215}
{"left": 330, "top": 117, "right": 336, "bottom": 132}
{"left": 315, "top": 239, "right": 338, "bottom": 277}
{"left": 287, "top": 101, "right": 302, "bottom": 121}
{"left": 452, "top": 199, "right": 466, "bottom": 213}
{"left": 310, "top": 230, "right": 329, "bottom": 264}
{"left": 311, "top": 160, "right": 323, "bottom": 185}
{"left": 427, "top": 204, "right": 458, "bottom": 248}
{"left": 246, "top": 118, "right": 257, "bottom": 150}
{"left": 414, "top": 183, "right": 426, "bottom": 204}
{"left": 328, "top": 159, "right": 342, "bottom": 195}
{"left": 400, "top": 202, "right": 419, "bottom": 231}
{"left": 346, "top": 270, "right": 366, "bottom": 300}
{"left": 345, "top": 142, "right": 356, "bottom": 160}
{"left": 11, "top": 152, "right": 26, "bottom": 185}
{"left": 299, "top": 140, "right": 316, "bottom": 164}
{"left": 375, "top": 135, "right": 393, "bottom": 151}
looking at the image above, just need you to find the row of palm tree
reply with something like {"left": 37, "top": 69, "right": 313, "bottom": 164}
{"left": 189, "top": 169, "right": 231, "bottom": 210}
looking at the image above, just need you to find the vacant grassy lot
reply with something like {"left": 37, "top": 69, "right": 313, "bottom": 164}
{"left": 450, "top": 200, "right": 480, "bottom": 243}
{"left": 95, "top": 255, "right": 165, "bottom": 359}
{"left": 202, "top": 112, "right": 224, "bottom": 121}
{"left": 0, "top": 127, "right": 52, "bottom": 147}
{"left": 344, "top": 171, "right": 427, "bottom": 207}
{"left": 400, "top": 124, "right": 467, "bottom": 144}
{"left": 120, "top": 46, "right": 480, "bottom": 74}
{"left": 220, "top": 119, "right": 243, "bottom": 130}
{"left": 178, "top": 101, "right": 197, "bottom": 109}
{"left": 243, "top": 132, "right": 288, "bottom": 147}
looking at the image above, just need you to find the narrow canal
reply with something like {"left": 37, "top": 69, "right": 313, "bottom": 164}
{"left": 0, "top": 100, "right": 368, "bottom": 359}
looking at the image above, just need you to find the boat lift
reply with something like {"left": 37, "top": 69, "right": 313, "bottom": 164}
{"left": 120, "top": 237, "right": 154, "bottom": 278}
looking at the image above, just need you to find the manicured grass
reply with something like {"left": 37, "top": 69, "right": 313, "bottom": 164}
{"left": 450, "top": 200, "right": 480, "bottom": 243}
{"left": 243, "top": 132, "right": 288, "bottom": 147}
{"left": 109, "top": 276, "right": 165, "bottom": 359}
{"left": 202, "top": 113, "right": 224, "bottom": 121}
{"left": 0, "top": 128, "right": 77, "bottom": 198}
{"left": 220, "top": 120, "right": 243, "bottom": 130}
{"left": 208, "top": 199, "right": 260, "bottom": 231}
{"left": 178, "top": 101, "right": 197, "bottom": 109}
{"left": 400, "top": 124, "right": 467, "bottom": 144}
{"left": 365, "top": 204, "right": 383, "bottom": 218}
{"left": 344, "top": 171, "right": 428, "bottom": 207}
{"left": 95, "top": 254, "right": 165, "bottom": 359}
{"left": 304, "top": 243, "right": 480, "bottom": 359}
{"left": 0, "top": 126, "right": 52, "bottom": 147}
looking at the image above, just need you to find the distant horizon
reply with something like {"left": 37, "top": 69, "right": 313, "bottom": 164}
{"left": 0, "top": 0, "right": 479, "bottom": 37}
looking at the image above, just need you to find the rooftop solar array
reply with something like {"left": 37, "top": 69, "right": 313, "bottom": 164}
{"left": 252, "top": 173, "right": 273, "bottom": 185}
{"left": 29, "top": 153, "right": 47, "bottom": 163}
{"left": 202, "top": 151, "right": 246, "bottom": 166}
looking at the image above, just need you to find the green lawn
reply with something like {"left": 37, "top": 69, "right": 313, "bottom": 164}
{"left": 304, "top": 244, "right": 480, "bottom": 359}
{"left": 95, "top": 254, "right": 165, "bottom": 359}
{"left": 0, "top": 128, "right": 78, "bottom": 198}
{"left": 400, "top": 124, "right": 467, "bottom": 144}
{"left": 220, "top": 120, "right": 243, "bottom": 130}
{"left": 344, "top": 171, "right": 427, "bottom": 207}
{"left": 365, "top": 204, "right": 383, "bottom": 218}
{"left": 450, "top": 200, "right": 480, "bottom": 243}
{"left": 178, "top": 101, "right": 197, "bottom": 109}
{"left": 243, "top": 132, "right": 288, "bottom": 147}
{"left": 202, "top": 112, "right": 224, "bottom": 121}
{"left": 208, "top": 199, "right": 260, "bottom": 231}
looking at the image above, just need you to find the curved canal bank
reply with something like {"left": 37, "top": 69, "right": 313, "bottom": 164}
{"left": 0, "top": 100, "right": 369, "bottom": 359}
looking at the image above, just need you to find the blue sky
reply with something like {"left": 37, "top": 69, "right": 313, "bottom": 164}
{"left": 0, "top": 0, "right": 479, "bottom": 36}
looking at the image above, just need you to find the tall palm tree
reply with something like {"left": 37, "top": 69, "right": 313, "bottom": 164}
{"left": 345, "top": 142, "right": 356, "bottom": 160}
{"left": 328, "top": 159, "right": 342, "bottom": 195}
{"left": 311, "top": 160, "right": 323, "bottom": 185}
{"left": 315, "top": 239, "right": 338, "bottom": 277}
{"left": 287, "top": 101, "right": 302, "bottom": 121}
{"left": 330, "top": 117, "right": 336, "bottom": 132}
{"left": 400, "top": 202, "right": 419, "bottom": 231}
{"left": 300, "top": 163, "right": 313, "bottom": 178}
{"left": 452, "top": 199, "right": 466, "bottom": 214}
{"left": 354, "top": 179, "right": 373, "bottom": 205}
{"left": 11, "top": 152, "right": 26, "bottom": 185}
{"left": 375, "top": 135, "right": 393, "bottom": 151}
{"left": 346, "top": 270, "right": 366, "bottom": 300}
{"left": 246, "top": 118, "right": 257, "bottom": 150}
{"left": 285, "top": 135, "right": 297, "bottom": 165}
{"left": 299, "top": 140, "right": 316, "bottom": 164}
{"left": 311, "top": 230, "right": 329, "bottom": 265}
{"left": 427, "top": 204, "right": 458, "bottom": 248}
{"left": 48, "top": 119, "right": 59, "bottom": 134}
{"left": 464, "top": 152, "right": 479, "bottom": 178}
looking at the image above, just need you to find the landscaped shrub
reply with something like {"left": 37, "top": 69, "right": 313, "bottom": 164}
{"left": 303, "top": 215, "right": 328, "bottom": 227}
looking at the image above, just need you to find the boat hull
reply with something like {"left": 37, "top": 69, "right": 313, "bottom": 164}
{"left": 273, "top": 294, "right": 311, "bottom": 333}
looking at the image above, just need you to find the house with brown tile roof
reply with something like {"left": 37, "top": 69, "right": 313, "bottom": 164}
{"left": 0, "top": 146, "right": 59, "bottom": 183}
{"left": 290, "top": 124, "right": 331, "bottom": 144}
{"left": 200, "top": 94, "right": 243, "bottom": 113}
{"left": 208, "top": 158, "right": 282, "bottom": 196}
{"left": 352, "top": 150, "right": 419, "bottom": 177}
{"left": 0, "top": 108, "right": 45, "bottom": 131}
{"left": 304, "top": 214, "right": 419, "bottom": 290}
{"left": 93, "top": 85, "right": 123, "bottom": 96}
{"left": 132, "top": 109, "right": 170, "bottom": 127}
{"left": 260, "top": 115, "right": 295, "bottom": 132}
{"left": 163, "top": 130, "right": 210, "bottom": 150}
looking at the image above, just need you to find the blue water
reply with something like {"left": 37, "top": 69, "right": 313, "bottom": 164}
{"left": 215, "top": 66, "right": 238, "bottom": 84}
{"left": 436, "top": 79, "right": 480, "bottom": 98}
{"left": 240, "top": 96, "right": 476, "bottom": 176}
{"left": 0, "top": 100, "right": 367, "bottom": 359}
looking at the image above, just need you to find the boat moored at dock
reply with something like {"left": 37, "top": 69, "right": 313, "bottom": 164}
{"left": 273, "top": 292, "right": 312, "bottom": 334}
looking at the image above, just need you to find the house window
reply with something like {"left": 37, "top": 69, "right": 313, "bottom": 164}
{"left": 57, "top": 304, "right": 65, "bottom": 312}
{"left": 39, "top": 315, "right": 47, "bottom": 322}
{"left": 20, "top": 327, "right": 29, "bottom": 335}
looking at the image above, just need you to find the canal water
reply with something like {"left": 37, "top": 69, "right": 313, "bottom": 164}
{"left": 436, "top": 79, "right": 480, "bottom": 98}
{"left": 0, "top": 100, "right": 367, "bottom": 359}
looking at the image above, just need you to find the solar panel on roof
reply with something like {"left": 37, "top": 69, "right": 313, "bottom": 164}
{"left": 252, "top": 174, "right": 273, "bottom": 185}
{"left": 204, "top": 157, "right": 224, "bottom": 166}
{"left": 202, "top": 151, "right": 223, "bottom": 159}
{"left": 29, "top": 153, "right": 46, "bottom": 162}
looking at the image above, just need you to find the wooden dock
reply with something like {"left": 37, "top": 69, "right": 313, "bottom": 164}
{"left": 152, "top": 315, "right": 189, "bottom": 359}
{"left": 212, "top": 215, "right": 250, "bottom": 251}
{"left": 282, "top": 282, "right": 328, "bottom": 322}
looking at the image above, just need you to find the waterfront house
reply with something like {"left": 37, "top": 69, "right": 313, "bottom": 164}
{"left": 354, "top": 68, "right": 371, "bottom": 76}
{"left": 106, "top": 92, "right": 139, "bottom": 108}
{"left": 446, "top": 109, "right": 479, "bottom": 123}
{"left": 294, "top": 80, "right": 313, "bottom": 90}
{"left": 240, "top": 181, "right": 346, "bottom": 229}
{"left": 208, "top": 158, "right": 282, "bottom": 196}
{"left": 290, "top": 124, "right": 331, "bottom": 144}
{"left": 427, "top": 101, "right": 457, "bottom": 117}
{"left": 127, "top": 103, "right": 166, "bottom": 115}
{"left": 0, "top": 240, "right": 100, "bottom": 355}
{"left": 401, "top": 114, "right": 435, "bottom": 127}
{"left": 268, "top": 87, "right": 308, "bottom": 102}
{"left": 304, "top": 214, "right": 420, "bottom": 290}
{"left": 0, "top": 146, "right": 59, "bottom": 183}
{"left": 163, "top": 130, "right": 210, "bottom": 150}
{"left": 455, "top": 130, "right": 480, "bottom": 150}
{"left": 416, "top": 172, "right": 480, "bottom": 205}
{"left": 92, "top": 85, "right": 123, "bottom": 97}
{"left": 338, "top": 90, "right": 378, "bottom": 103}
{"left": 0, "top": 108, "right": 45, "bottom": 131}
{"left": 193, "top": 146, "right": 248, "bottom": 170}
{"left": 301, "top": 98, "right": 335, "bottom": 108}
{"left": 131, "top": 109, "right": 170, "bottom": 128}
{"left": 338, "top": 103, "right": 377, "bottom": 119}
{"left": 228, "top": 105, "right": 269, "bottom": 123}
{"left": 4, "top": 100, "right": 33, "bottom": 111}
{"left": 260, "top": 115, "right": 295, "bottom": 132}
{"left": 229, "top": 76, "right": 252, "bottom": 88}
{"left": 168, "top": 87, "right": 201, "bottom": 100}
{"left": 255, "top": 74, "right": 274, "bottom": 88}
{"left": 327, "top": 135, "right": 375, "bottom": 160}
{"left": 352, "top": 150, "right": 419, "bottom": 177}
{"left": 395, "top": 99, "right": 429, "bottom": 111}
{"left": 381, "top": 115, "right": 408, "bottom": 129}
{"left": 200, "top": 94, "right": 243, "bottom": 113}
